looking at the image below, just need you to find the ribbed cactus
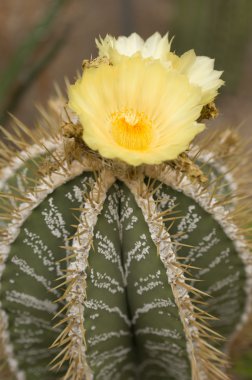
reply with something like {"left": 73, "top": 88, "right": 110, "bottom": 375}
{"left": 1, "top": 33, "right": 252, "bottom": 380}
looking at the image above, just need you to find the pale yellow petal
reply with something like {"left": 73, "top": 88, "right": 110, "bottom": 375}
{"left": 69, "top": 56, "right": 205, "bottom": 166}
{"left": 96, "top": 33, "right": 224, "bottom": 106}
{"left": 177, "top": 51, "right": 224, "bottom": 104}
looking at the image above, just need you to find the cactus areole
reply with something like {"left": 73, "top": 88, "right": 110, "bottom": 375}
{"left": 0, "top": 33, "right": 251, "bottom": 380}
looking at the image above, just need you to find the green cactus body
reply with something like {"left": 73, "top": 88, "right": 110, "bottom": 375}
{"left": 0, "top": 116, "right": 252, "bottom": 380}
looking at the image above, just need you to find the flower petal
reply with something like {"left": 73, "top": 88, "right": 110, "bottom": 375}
{"left": 96, "top": 33, "right": 224, "bottom": 105}
{"left": 69, "top": 56, "right": 205, "bottom": 166}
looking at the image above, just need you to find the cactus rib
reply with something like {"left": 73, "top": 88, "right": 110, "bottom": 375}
{"left": 122, "top": 173, "right": 228, "bottom": 380}
{"left": 51, "top": 169, "right": 115, "bottom": 379}
{"left": 0, "top": 146, "right": 96, "bottom": 378}
{"left": 0, "top": 309, "right": 18, "bottom": 380}
{"left": 145, "top": 163, "right": 252, "bottom": 351}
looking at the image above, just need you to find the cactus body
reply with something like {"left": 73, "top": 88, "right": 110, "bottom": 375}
{"left": 0, "top": 115, "right": 251, "bottom": 380}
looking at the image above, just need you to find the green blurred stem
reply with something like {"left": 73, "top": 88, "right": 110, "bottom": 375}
{"left": 0, "top": 0, "right": 68, "bottom": 113}
{"left": 1, "top": 28, "right": 69, "bottom": 126}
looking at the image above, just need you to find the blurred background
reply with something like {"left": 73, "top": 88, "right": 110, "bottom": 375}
{"left": 0, "top": 0, "right": 252, "bottom": 378}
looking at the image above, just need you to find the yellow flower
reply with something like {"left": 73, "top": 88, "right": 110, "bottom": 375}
{"left": 68, "top": 56, "right": 204, "bottom": 166}
{"left": 96, "top": 32, "right": 224, "bottom": 105}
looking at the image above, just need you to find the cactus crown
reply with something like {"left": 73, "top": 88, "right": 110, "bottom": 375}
{"left": 0, "top": 33, "right": 252, "bottom": 380}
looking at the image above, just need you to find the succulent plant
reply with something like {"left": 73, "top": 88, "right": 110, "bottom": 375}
{"left": 0, "top": 33, "right": 251, "bottom": 380}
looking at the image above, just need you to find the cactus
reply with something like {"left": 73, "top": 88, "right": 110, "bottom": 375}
{"left": 1, "top": 33, "right": 252, "bottom": 380}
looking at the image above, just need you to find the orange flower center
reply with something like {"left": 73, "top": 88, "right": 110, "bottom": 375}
{"left": 111, "top": 109, "right": 153, "bottom": 151}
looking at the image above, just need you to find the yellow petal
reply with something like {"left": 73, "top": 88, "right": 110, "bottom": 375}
{"left": 69, "top": 56, "right": 205, "bottom": 166}
{"left": 97, "top": 33, "right": 224, "bottom": 105}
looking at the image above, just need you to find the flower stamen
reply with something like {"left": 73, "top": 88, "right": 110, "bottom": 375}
{"left": 111, "top": 109, "right": 153, "bottom": 151}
